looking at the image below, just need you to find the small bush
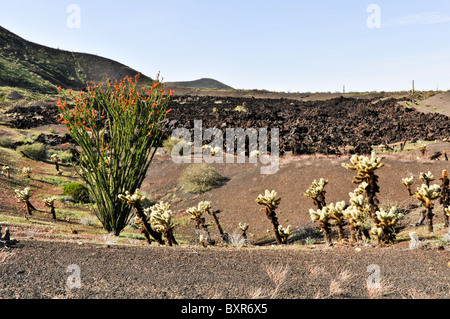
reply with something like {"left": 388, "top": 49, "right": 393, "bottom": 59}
{"left": 46, "top": 149, "right": 73, "bottom": 163}
{"left": 163, "top": 137, "right": 190, "bottom": 156}
{"left": 0, "top": 136, "right": 14, "bottom": 148}
{"left": 63, "top": 182, "right": 90, "bottom": 203}
{"left": 17, "top": 143, "right": 46, "bottom": 161}
{"left": 178, "top": 163, "right": 226, "bottom": 193}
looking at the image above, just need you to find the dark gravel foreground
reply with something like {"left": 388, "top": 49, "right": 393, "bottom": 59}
{"left": 1, "top": 240, "right": 448, "bottom": 300}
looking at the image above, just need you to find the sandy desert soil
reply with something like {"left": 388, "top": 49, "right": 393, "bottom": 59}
{"left": 1, "top": 239, "right": 449, "bottom": 300}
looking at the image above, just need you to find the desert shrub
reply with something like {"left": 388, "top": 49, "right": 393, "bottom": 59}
{"left": 63, "top": 182, "right": 90, "bottom": 203}
{"left": 16, "top": 142, "right": 46, "bottom": 160}
{"left": 163, "top": 137, "right": 190, "bottom": 156}
{"left": 178, "top": 163, "right": 226, "bottom": 193}
{"left": 41, "top": 176, "right": 71, "bottom": 186}
{"left": 0, "top": 136, "right": 14, "bottom": 148}
{"left": 46, "top": 149, "right": 73, "bottom": 163}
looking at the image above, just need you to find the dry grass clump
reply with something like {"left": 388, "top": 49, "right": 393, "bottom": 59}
{"left": 178, "top": 163, "right": 227, "bottom": 194}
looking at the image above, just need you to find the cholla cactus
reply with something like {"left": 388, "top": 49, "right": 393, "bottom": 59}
{"left": 256, "top": 190, "right": 283, "bottom": 245}
{"left": 371, "top": 207, "right": 404, "bottom": 245}
{"left": 309, "top": 206, "right": 333, "bottom": 246}
{"left": 15, "top": 187, "right": 32, "bottom": 202}
{"left": 444, "top": 207, "right": 450, "bottom": 228}
{"left": 1, "top": 165, "right": 10, "bottom": 179}
{"left": 50, "top": 154, "right": 59, "bottom": 163}
{"left": 414, "top": 184, "right": 440, "bottom": 204}
{"left": 148, "top": 201, "right": 177, "bottom": 246}
{"left": 413, "top": 184, "right": 440, "bottom": 233}
{"left": 118, "top": 189, "right": 146, "bottom": 206}
{"left": 329, "top": 201, "right": 347, "bottom": 242}
{"left": 342, "top": 205, "right": 371, "bottom": 243}
{"left": 15, "top": 187, "right": 35, "bottom": 217}
{"left": 341, "top": 152, "right": 384, "bottom": 175}
{"left": 21, "top": 167, "right": 32, "bottom": 179}
{"left": 419, "top": 171, "right": 434, "bottom": 187}
{"left": 418, "top": 143, "right": 427, "bottom": 156}
{"left": 186, "top": 201, "right": 215, "bottom": 246}
{"left": 342, "top": 152, "right": 384, "bottom": 219}
{"left": 43, "top": 196, "right": 58, "bottom": 220}
{"left": 186, "top": 205, "right": 204, "bottom": 223}
{"left": 309, "top": 201, "right": 346, "bottom": 245}
{"left": 343, "top": 186, "right": 372, "bottom": 243}
{"left": 401, "top": 176, "right": 414, "bottom": 196}
{"left": 50, "top": 153, "right": 60, "bottom": 173}
{"left": 440, "top": 170, "right": 450, "bottom": 228}
{"left": 256, "top": 190, "right": 281, "bottom": 210}
{"left": 202, "top": 145, "right": 222, "bottom": 157}
{"left": 304, "top": 178, "right": 328, "bottom": 209}
{"left": 278, "top": 224, "right": 292, "bottom": 244}
{"left": 186, "top": 201, "right": 211, "bottom": 225}
{"left": 190, "top": 200, "right": 228, "bottom": 244}
{"left": 0, "top": 226, "right": 18, "bottom": 247}
{"left": 238, "top": 222, "right": 249, "bottom": 240}
{"left": 249, "top": 150, "right": 260, "bottom": 158}
{"left": 118, "top": 189, "right": 163, "bottom": 245}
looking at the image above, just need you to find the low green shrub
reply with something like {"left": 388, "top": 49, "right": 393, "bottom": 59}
{"left": 16, "top": 142, "right": 46, "bottom": 160}
{"left": 63, "top": 182, "right": 90, "bottom": 203}
{"left": 46, "top": 149, "right": 73, "bottom": 163}
{"left": 0, "top": 136, "right": 14, "bottom": 148}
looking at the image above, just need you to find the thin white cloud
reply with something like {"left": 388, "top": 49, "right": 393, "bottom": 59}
{"left": 384, "top": 12, "right": 450, "bottom": 26}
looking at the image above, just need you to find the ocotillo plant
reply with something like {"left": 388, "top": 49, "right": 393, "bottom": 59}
{"left": 43, "top": 196, "right": 58, "bottom": 220}
{"left": 342, "top": 152, "right": 384, "bottom": 220}
{"left": 255, "top": 190, "right": 283, "bottom": 245}
{"left": 439, "top": 170, "right": 450, "bottom": 228}
{"left": 58, "top": 74, "right": 172, "bottom": 235}
{"left": 186, "top": 201, "right": 215, "bottom": 246}
{"left": 304, "top": 178, "right": 328, "bottom": 209}
{"left": 401, "top": 176, "right": 414, "bottom": 196}
{"left": 309, "top": 206, "right": 333, "bottom": 246}
{"left": 118, "top": 189, "right": 164, "bottom": 245}
{"left": 14, "top": 187, "right": 36, "bottom": 218}
{"left": 148, "top": 201, "right": 177, "bottom": 246}
{"left": 413, "top": 184, "right": 440, "bottom": 233}
{"left": 371, "top": 207, "right": 404, "bottom": 245}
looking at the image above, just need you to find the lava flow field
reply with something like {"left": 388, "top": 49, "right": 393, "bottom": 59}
{"left": 4, "top": 95, "right": 450, "bottom": 155}
{"left": 163, "top": 95, "right": 450, "bottom": 155}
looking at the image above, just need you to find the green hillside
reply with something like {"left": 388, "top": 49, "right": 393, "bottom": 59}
{"left": 0, "top": 26, "right": 152, "bottom": 93}
{"left": 166, "top": 78, "right": 233, "bottom": 90}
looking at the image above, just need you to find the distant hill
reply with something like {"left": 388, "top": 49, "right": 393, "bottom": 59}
{"left": 0, "top": 26, "right": 152, "bottom": 93}
{"left": 166, "top": 78, "right": 233, "bottom": 90}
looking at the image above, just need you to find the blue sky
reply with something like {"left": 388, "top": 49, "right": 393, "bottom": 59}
{"left": 1, "top": 0, "right": 450, "bottom": 92}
